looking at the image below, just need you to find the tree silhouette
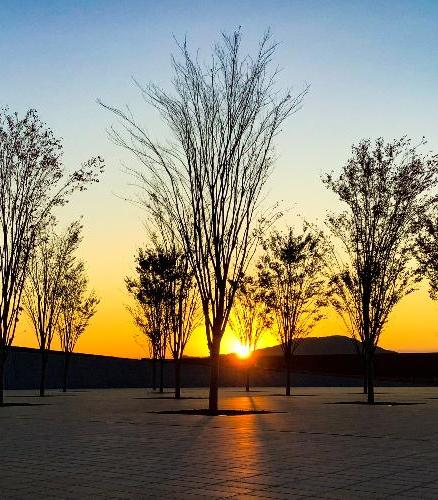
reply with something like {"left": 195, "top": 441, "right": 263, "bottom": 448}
{"left": 101, "top": 29, "right": 307, "bottom": 413}
{"left": 0, "top": 109, "right": 103, "bottom": 404}
{"left": 126, "top": 247, "right": 169, "bottom": 393}
{"left": 324, "top": 137, "right": 438, "bottom": 404}
{"left": 57, "top": 261, "right": 98, "bottom": 392}
{"left": 230, "top": 275, "right": 272, "bottom": 391}
{"left": 258, "top": 226, "right": 326, "bottom": 396}
{"left": 416, "top": 210, "right": 438, "bottom": 301}
{"left": 24, "top": 221, "right": 82, "bottom": 396}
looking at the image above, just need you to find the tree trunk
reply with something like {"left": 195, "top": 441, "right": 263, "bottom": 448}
{"left": 285, "top": 357, "right": 291, "bottom": 396}
{"left": 62, "top": 352, "right": 71, "bottom": 393}
{"left": 366, "top": 350, "right": 375, "bottom": 404}
{"left": 159, "top": 357, "right": 164, "bottom": 393}
{"left": 152, "top": 357, "right": 157, "bottom": 391}
{"left": 40, "top": 349, "right": 48, "bottom": 397}
{"left": 245, "top": 366, "right": 250, "bottom": 392}
{"left": 363, "top": 356, "right": 368, "bottom": 394}
{"left": 284, "top": 353, "right": 292, "bottom": 396}
{"left": 0, "top": 348, "right": 6, "bottom": 405}
{"left": 175, "top": 357, "right": 181, "bottom": 399}
{"left": 208, "top": 336, "right": 221, "bottom": 415}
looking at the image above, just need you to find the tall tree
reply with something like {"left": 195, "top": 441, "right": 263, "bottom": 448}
{"left": 23, "top": 221, "right": 82, "bottom": 396}
{"left": 230, "top": 275, "right": 272, "bottom": 391}
{"left": 258, "top": 227, "right": 326, "bottom": 396}
{"left": 324, "top": 137, "right": 438, "bottom": 404}
{"left": 57, "top": 261, "right": 98, "bottom": 392}
{"left": 101, "top": 30, "right": 307, "bottom": 413}
{"left": 416, "top": 210, "right": 438, "bottom": 301}
{"left": 0, "top": 109, "right": 103, "bottom": 404}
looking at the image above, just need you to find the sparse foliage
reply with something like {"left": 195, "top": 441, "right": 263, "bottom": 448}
{"left": 258, "top": 226, "right": 327, "bottom": 395}
{"left": 57, "top": 262, "right": 99, "bottom": 392}
{"left": 416, "top": 210, "right": 438, "bottom": 301}
{"left": 230, "top": 275, "right": 272, "bottom": 391}
{"left": 101, "top": 29, "right": 307, "bottom": 412}
{"left": 24, "top": 220, "right": 82, "bottom": 396}
{"left": 0, "top": 108, "right": 103, "bottom": 403}
{"left": 324, "top": 137, "right": 438, "bottom": 404}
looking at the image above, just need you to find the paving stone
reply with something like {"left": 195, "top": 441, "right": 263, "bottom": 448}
{"left": 1, "top": 387, "right": 438, "bottom": 499}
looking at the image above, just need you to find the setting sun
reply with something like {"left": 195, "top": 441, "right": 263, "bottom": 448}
{"left": 233, "top": 341, "right": 251, "bottom": 359}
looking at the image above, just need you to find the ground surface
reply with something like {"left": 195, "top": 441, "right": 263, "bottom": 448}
{"left": 1, "top": 387, "right": 438, "bottom": 499}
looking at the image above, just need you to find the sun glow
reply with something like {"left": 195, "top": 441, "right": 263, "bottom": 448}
{"left": 233, "top": 341, "right": 251, "bottom": 359}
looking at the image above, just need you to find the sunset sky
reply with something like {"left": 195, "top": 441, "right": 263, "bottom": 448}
{"left": 1, "top": 0, "right": 438, "bottom": 358}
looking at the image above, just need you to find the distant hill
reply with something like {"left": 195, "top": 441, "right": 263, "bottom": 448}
{"left": 254, "top": 335, "right": 395, "bottom": 356}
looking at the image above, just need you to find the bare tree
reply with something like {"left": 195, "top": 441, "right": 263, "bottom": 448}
{"left": 57, "top": 261, "right": 99, "bottom": 392}
{"left": 324, "top": 137, "right": 438, "bottom": 404}
{"left": 230, "top": 275, "right": 272, "bottom": 391}
{"left": 258, "top": 226, "right": 326, "bottom": 396}
{"left": 0, "top": 109, "right": 103, "bottom": 404}
{"left": 100, "top": 29, "right": 307, "bottom": 413}
{"left": 23, "top": 221, "right": 82, "bottom": 396}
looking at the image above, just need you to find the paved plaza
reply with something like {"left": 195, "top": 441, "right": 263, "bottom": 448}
{"left": 1, "top": 387, "right": 438, "bottom": 499}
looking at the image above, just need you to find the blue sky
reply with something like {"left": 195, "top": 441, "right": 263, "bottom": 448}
{"left": 1, "top": 0, "right": 438, "bottom": 355}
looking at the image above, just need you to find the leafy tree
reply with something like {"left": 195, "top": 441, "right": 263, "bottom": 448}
{"left": 0, "top": 109, "right": 103, "bottom": 404}
{"left": 230, "top": 275, "right": 272, "bottom": 391}
{"left": 101, "top": 30, "right": 307, "bottom": 413}
{"left": 324, "top": 137, "right": 438, "bottom": 404}
{"left": 416, "top": 210, "right": 438, "bottom": 301}
{"left": 127, "top": 241, "right": 200, "bottom": 398}
{"left": 258, "top": 227, "right": 326, "bottom": 396}
{"left": 23, "top": 221, "right": 82, "bottom": 396}
{"left": 57, "top": 261, "right": 99, "bottom": 392}
{"left": 126, "top": 247, "right": 169, "bottom": 393}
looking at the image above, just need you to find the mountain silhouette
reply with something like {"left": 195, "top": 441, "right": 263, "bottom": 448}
{"left": 254, "top": 335, "right": 395, "bottom": 356}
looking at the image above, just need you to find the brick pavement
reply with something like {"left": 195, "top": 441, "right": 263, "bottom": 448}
{"left": 1, "top": 387, "right": 438, "bottom": 499}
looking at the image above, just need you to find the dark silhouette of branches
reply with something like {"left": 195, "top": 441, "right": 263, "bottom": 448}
{"left": 324, "top": 137, "right": 438, "bottom": 404}
{"left": 126, "top": 247, "right": 169, "bottom": 393}
{"left": 23, "top": 220, "right": 82, "bottom": 396}
{"left": 416, "top": 210, "right": 438, "bottom": 301}
{"left": 0, "top": 108, "right": 103, "bottom": 404}
{"left": 127, "top": 236, "right": 200, "bottom": 398}
{"left": 229, "top": 275, "right": 272, "bottom": 391}
{"left": 258, "top": 226, "right": 327, "bottom": 396}
{"left": 57, "top": 261, "right": 99, "bottom": 392}
{"left": 100, "top": 29, "right": 307, "bottom": 413}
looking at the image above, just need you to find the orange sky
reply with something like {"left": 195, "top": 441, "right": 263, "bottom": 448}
{"left": 4, "top": 2, "right": 438, "bottom": 359}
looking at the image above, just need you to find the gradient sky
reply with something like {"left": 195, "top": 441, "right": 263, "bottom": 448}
{"left": 1, "top": 0, "right": 438, "bottom": 358}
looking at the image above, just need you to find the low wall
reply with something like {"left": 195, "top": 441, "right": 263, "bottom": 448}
{"left": 4, "top": 347, "right": 438, "bottom": 390}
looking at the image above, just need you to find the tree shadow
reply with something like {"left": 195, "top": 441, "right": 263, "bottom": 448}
{"left": 136, "top": 396, "right": 208, "bottom": 400}
{"left": 0, "top": 403, "right": 48, "bottom": 407}
{"left": 150, "top": 409, "right": 285, "bottom": 416}
{"left": 328, "top": 401, "right": 424, "bottom": 406}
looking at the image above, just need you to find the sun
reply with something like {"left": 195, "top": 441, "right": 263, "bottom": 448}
{"left": 233, "top": 341, "right": 251, "bottom": 359}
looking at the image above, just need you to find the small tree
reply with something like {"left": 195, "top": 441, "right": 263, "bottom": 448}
{"left": 126, "top": 247, "right": 169, "bottom": 393}
{"left": 324, "top": 137, "right": 438, "bottom": 404}
{"left": 57, "top": 261, "right": 99, "bottom": 392}
{"left": 230, "top": 275, "right": 272, "bottom": 391}
{"left": 165, "top": 250, "right": 200, "bottom": 399}
{"left": 258, "top": 227, "right": 326, "bottom": 396}
{"left": 101, "top": 30, "right": 307, "bottom": 413}
{"left": 0, "top": 109, "right": 103, "bottom": 404}
{"left": 24, "top": 221, "right": 82, "bottom": 396}
{"left": 128, "top": 301, "right": 160, "bottom": 390}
